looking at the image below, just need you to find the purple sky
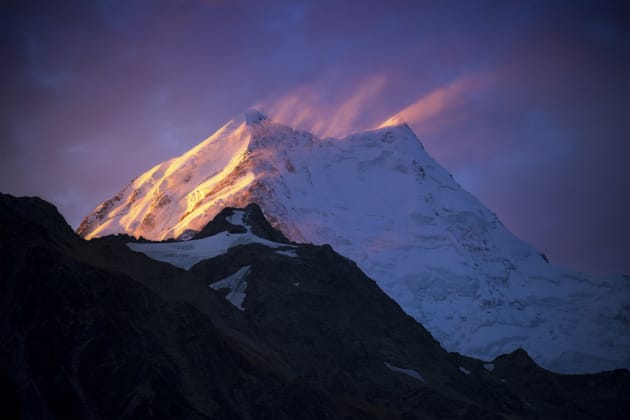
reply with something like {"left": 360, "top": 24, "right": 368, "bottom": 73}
{"left": 1, "top": 0, "right": 628, "bottom": 275}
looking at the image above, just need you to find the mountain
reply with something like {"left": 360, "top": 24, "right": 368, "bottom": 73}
{"left": 77, "top": 110, "right": 630, "bottom": 374}
{"left": 2, "top": 193, "right": 629, "bottom": 419}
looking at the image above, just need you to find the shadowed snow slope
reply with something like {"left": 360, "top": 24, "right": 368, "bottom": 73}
{"left": 127, "top": 209, "right": 294, "bottom": 270}
{"left": 78, "top": 111, "right": 630, "bottom": 373}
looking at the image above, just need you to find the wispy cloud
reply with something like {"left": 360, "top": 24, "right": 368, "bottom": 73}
{"left": 263, "top": 74, "right": 387, "bottom": 138}
{"left": 378, "top": 73, "right": 488, "bottom": 132}
{"left": 324, "top": 74, "right": 387, "bottom": 137}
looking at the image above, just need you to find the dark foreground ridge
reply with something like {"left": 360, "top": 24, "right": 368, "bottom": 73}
{"left": 1, "top": 192, "right": 628, "bottom": 419}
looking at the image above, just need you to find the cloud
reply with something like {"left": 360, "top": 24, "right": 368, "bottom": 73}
{"left": 378, "top": 73, "right": 489, "bottom": 132}
{"left": 264, "top": 73, "right": 388, "bottom": 138}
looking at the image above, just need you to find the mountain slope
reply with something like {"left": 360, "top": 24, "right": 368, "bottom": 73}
{"left": 0, "top": 194, "right": 339, "bottom": 419}
{"left": 78, "top": 111, "right": 630, "bottom": 373}
{"left": 4, "top": 193, "right": 629, "bottom": 419}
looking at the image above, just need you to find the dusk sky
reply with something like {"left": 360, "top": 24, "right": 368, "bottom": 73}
{"left": 1, "top": 0, "right": 628, "bottom": 275}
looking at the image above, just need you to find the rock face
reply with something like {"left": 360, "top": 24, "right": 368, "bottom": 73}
{"left": 3, "top": 193, "right": 630, "bottom": 419}
{"left": 76, "top": 112, "right": 630, "bottom": 373}
{"left": 0, "top": 194, "right": 336, "bottom": 419}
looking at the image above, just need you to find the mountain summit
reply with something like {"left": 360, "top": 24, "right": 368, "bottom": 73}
{"left": 78, "top": 112, "right": 630, "bottom": 373}
{"left": 245, "top": 108, "right": 269, "bottom": 125}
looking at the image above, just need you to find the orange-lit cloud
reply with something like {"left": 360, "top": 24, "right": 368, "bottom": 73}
{"left": 378, "top": 73, "right": 488, "bottom": 131}
{"left": 324, "top": 74, "right": 387, "bottom": 138}
{"left": 263, "top": 74, "right": 387, "bottom": 139}
{"left": 262, "top": 73, "right": 487, "bottom": 141}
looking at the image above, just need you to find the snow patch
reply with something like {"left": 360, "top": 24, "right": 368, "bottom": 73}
{"left": 127, "top": 231, "right": 294, "bottom": 270}
{"left": 226, "top": 210, "right": 246, "bottom": 227}
{"left": 459, "top": 366, "right": 471, "bottom": 375}
{"left": 384, "top": 362, "right": 425, "bottom": 383}
{"left": 275, "top": 249, "right": 298, "bottom": 258}
{"left": 210, "top": 265, "right": 251, "bottom": 310}
{"left": 483, "top": 363, "right": 495, "bottom": 372}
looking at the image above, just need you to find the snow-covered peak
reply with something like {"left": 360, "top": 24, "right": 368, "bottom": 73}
{"left": 245, "top": 109, "right": 269, "bottom": 126}
{"left": 78, "top": 112, "right": 630, "bottom": 374}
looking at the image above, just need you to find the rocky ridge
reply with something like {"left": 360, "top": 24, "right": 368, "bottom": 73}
{"left": 2, "top": 193, "right": 629, "bottom": 419}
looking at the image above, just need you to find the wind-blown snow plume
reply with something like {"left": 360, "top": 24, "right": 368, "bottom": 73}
{"left": 264, "top": 74, "right": 387, "bottom": 138}
{"left": 379, "top": 73, "right": 488, "bottom": 132}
